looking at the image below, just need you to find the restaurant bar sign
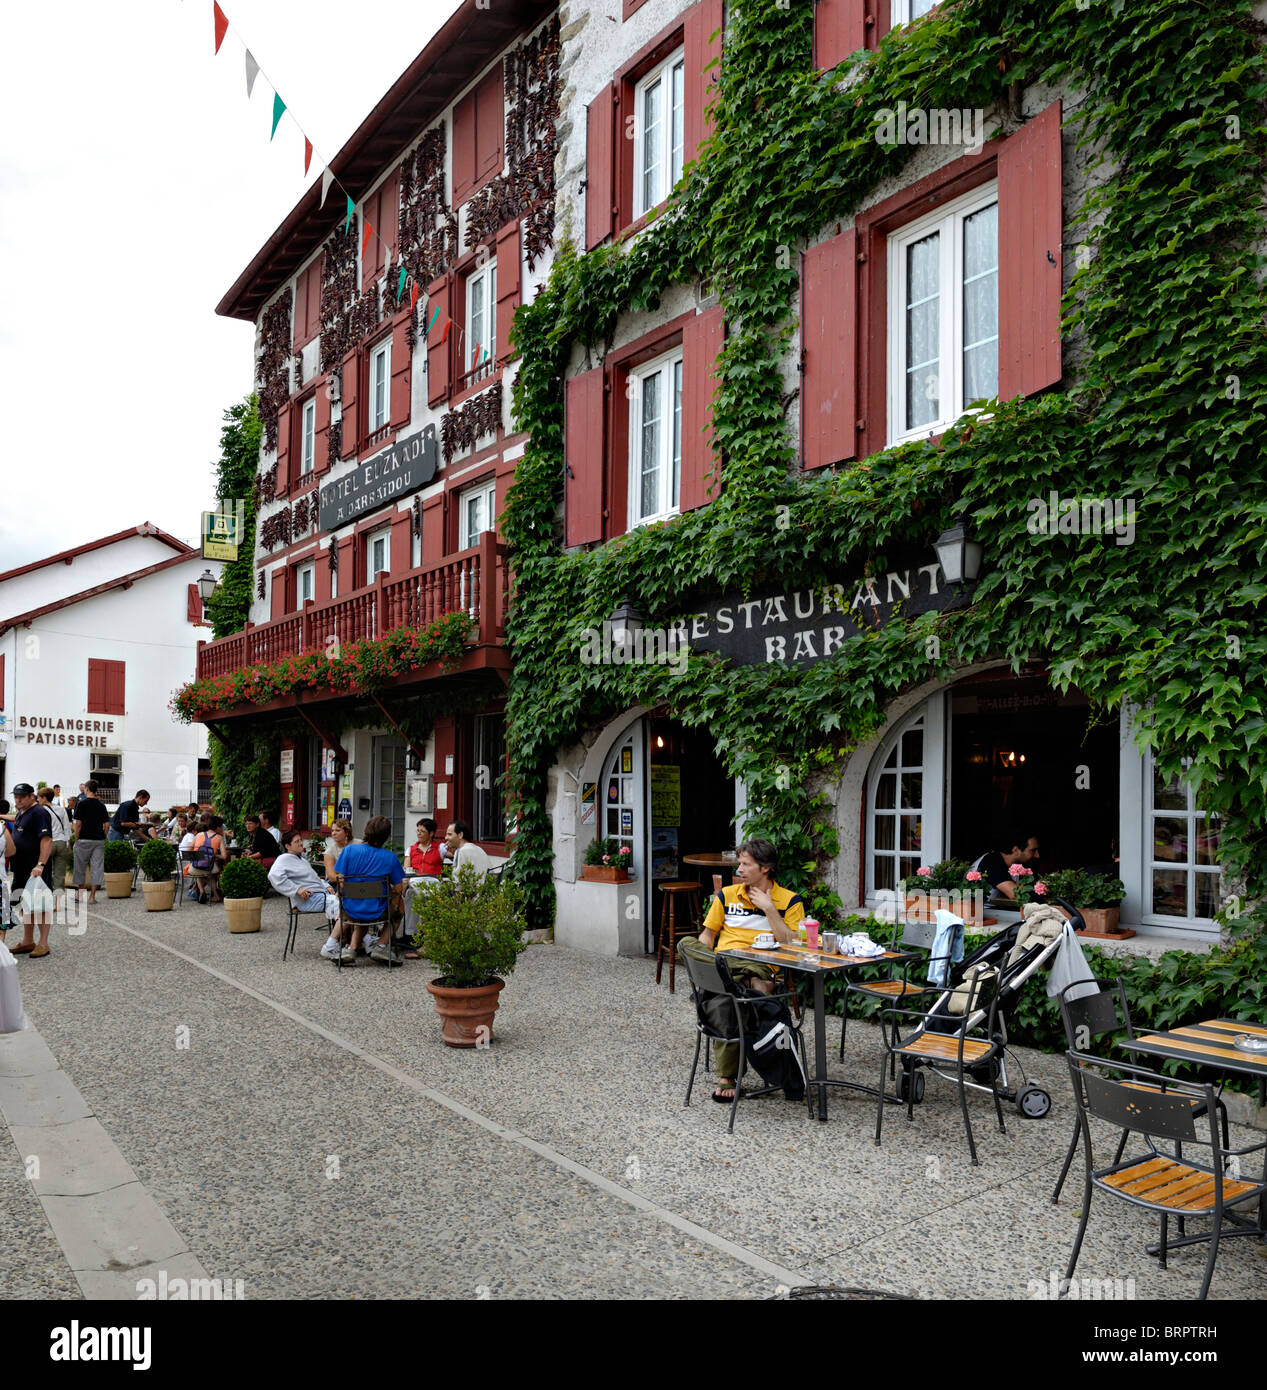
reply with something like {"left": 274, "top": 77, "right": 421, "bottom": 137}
{"left": 318, "top": 426, "right": 437, "bottom": 531}
{"left": 679, "top": 557, "right": 973, "bottom": 667}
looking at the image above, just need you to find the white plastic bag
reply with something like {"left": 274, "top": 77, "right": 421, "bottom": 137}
{"left": 19, "top": 875, "right": 55, "bottom": 916}
{"left": 0, "top": 941, "right": 28, "bottom": 1034}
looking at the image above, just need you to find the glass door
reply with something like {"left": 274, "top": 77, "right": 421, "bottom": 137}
{"left": 373, "top": 736, "right": 407, "bottom": 850}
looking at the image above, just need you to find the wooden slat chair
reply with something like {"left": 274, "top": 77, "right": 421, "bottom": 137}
{"left": 840, "top": 915, "right": 950, "bottom": 1059}
{"left": 1062, "top": 1052, "right": 1267, "bottom": 1300}
{"left": 1050, "top": 978, "right": 1229, "bottom": 1206}
{"left": 335, "top": 876, "right": 393, "bottom": 970}
{"left": 874, "top": 961, "right": 1008, "bottom": 1166}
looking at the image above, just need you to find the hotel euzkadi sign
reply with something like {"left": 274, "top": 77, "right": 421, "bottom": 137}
{"left": 318, "top": 427, "right": 437, "bottom": 531}
{"left": 680, "top": 558, "right": 974, "bottom": 667}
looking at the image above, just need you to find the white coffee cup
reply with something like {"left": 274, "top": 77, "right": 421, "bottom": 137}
{"left": 753, "top": 932, "right": 775, "bottom": 948}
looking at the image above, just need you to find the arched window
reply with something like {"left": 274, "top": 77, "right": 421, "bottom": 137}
{"left": 865, "top": 696, "right": 945, "bottom": 902}
{"left": 599, "top": 729, "right": 640, "bottom": 860}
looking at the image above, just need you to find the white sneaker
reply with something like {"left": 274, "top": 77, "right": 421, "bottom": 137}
{"left": 363, "top": 933, "right": 380, "bottom": 953}
{"left": 320, "top": 937, "right": 341, "bottom": 960}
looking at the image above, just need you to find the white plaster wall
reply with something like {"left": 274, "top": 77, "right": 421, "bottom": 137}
{"left": 3, "top": 559, "right": 209, "bottom": 810}
{"left": 0, "top": 532, "right": 186, "bottom": 621}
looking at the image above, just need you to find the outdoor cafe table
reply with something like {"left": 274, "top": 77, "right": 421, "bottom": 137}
{"left": 682, "top": 853, "right": 738, "bottom": 888}
{"left": 1119, "top": 1017, "right": 1267, "bottom": 1109}
{"left": 718, "top": 941, "right": 915, "bottom": 1122}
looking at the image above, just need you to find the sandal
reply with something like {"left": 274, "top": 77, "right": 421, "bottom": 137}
{"left": 712, "top": 1080, "right": 738, "bottom": 1103}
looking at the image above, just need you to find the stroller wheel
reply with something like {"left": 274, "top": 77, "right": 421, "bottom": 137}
{"left": 897, "top": 1068, "right": 926, "bottom": 1104}
{"left": 1015, "top": 1084, "right": 1050, "bottom": 1119}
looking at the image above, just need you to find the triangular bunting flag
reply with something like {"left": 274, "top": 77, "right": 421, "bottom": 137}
{"left": 425, "top": 305, "right": 440, "bottom": 336}
{"left": 213, "top": 2, "right": 229, "bottom": 55}
{"left": 410, "top": 281, "right": 420, "bottom": 311}
{"left": 472, "top": 343, "right": 482, "bottom": 365}
{"left": 304, "top": 138, "right": 313, "bottom": 176}
{"left": 397, "top": 266, "right": 408, "bottom": 302}
{"left": 439, "top": 318, "right": 453, "bottom": 344}
{"left": 321, "top": 168, "right": 336, "bottom": 208}
{"left": 361, "top": 221, "right": 373, "bottom": 258}
{"left": 270, "top": 92, "right": 286, "bottom": 140}
{"left": 344, "top": 196, "right": 355, "bottom": 235}
{"left": 244, "top": 50, "right": 259, "bottom": 97}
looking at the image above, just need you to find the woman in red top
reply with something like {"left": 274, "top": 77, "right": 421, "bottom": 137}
{"left": 408, "top": 818, "right": 442, "bottom": 877}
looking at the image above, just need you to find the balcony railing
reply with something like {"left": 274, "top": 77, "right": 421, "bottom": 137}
{"left": 196, "top": 532, "right": 507, "bottom": 685}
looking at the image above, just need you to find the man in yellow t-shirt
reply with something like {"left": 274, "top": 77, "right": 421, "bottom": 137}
{"left": 696, "top": 838, "right": 807, "bottom": 1102}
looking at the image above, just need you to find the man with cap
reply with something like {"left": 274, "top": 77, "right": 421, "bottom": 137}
{"left": 7, "top": 784, "right": 54, "bottom": 958}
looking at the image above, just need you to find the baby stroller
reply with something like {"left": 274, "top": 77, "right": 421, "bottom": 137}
{"left": 875, "top": 901, "right": 1085, "bottom": 1163}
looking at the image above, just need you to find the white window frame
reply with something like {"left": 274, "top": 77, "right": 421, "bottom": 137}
{"left": 297, "top": 562, "right": 315, "bottom": 606}
{"left": 886, "top": 183, "right": 999, "bottom": 447}
{"left": 627, "top": 348, "right": 683, "bottom": 529}
{"left": 460, "top": 480, "right": 497, "bottom": 551}
{"left": 1139, "top": 751, "right": 1222, "bottom": 931}
{"left": 465, "top": 260, "right": 497, "bottom": 378}
{"left": 864, "top": 696, "right": 946, "bottom": 906}
{"left": 369, "top": 340, "right": 391, "bottom": 434}
{"left": 300, "top": 398, "right": 316, "bottom": 476}
{"left": 366, "top": 529, "right": 390, "bottom": 583}
{"left": 891, "top": 0, "right": 938, "bottom": 30}
{"left": 632, "top": 49, "right": 686, "bottom": 220}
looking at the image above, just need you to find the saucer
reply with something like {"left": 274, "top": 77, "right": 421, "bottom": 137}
{"left": 748, "top": 940, "right": 778, "bottom": 950}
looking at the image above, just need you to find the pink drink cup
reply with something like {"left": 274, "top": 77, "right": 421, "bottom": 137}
{"left": 804, "top": 918, "right": 820, "bottom": 949}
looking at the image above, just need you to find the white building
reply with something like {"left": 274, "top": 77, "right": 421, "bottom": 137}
{"left": 0, "top": 525, "right": 211, "bottom": 811}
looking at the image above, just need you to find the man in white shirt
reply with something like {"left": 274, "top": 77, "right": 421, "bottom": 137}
{"left": 444, "top": 820, "right": 491, "bottom": 878}
{"left": 261, "top": 812, "right": 282, "bottom": 846}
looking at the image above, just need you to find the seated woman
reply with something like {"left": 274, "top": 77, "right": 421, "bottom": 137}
{"left": 269, "top": 829, "right": 339, "bottom": 952}
{"left": 408, "top": 818, "right": 443, "bottom": 877}
{"left": 323, "top": 818, "right": 354, "bottom": 887}
{"left": 189, "top": 816, "right": 228, "bottom": 904}
{"left": 243, "top": 813, "right": 278, "bottom": 874}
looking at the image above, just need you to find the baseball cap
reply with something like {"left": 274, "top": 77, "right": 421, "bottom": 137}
{"left": 11, "top": 783, "right": 35, "bottom": 796}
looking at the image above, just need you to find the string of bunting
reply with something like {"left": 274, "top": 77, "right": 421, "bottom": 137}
{"left": 202, "top": 0, "right": 451, "bottom": 331}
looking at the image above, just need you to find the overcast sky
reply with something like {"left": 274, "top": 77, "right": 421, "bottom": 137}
{"left": 0, "top": 0, "right": 460, "bottom": 570}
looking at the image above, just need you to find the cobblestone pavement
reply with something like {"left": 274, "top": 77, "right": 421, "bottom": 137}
{"left": 3, "top": 892, "right": 1265, "bottom": 1300}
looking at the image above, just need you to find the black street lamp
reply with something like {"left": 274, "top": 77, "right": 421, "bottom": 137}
{"left": 933, "top": 521, "right": 983, "bottom": 586}
{"left": 197, "top": 569, "right": 219, "bottom": 604}
{"left": 609, "top": 599, "right": 643, "bottom": 659}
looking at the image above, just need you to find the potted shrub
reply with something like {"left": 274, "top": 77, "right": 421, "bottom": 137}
{"left": 138, "top": 839, "right": 177, "bottom": 911}
{"left": 1043, "top": 869, "right": 1132, "bottom": 939}
{"left": 219, "top": 856, "right": 269, "bottom": 934}
{"left": 581, "top": 836, "right": 633, "bottom": 883}
{"left": 901, "top": 859, "right": 985, "bottom": 923}
{"left": 102, "top": 841, "right": 137, "bottom": 898}
{"left": 415, "top": 864, "right": 527, "bottom": 1047}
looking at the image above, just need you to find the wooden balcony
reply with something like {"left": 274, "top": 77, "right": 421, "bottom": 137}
{"left": 196, "top": 533, "right": 508, "bottom": 691}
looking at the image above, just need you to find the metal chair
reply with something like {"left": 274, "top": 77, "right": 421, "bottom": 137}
{"left": 335, "top": 876, "right": 394, "bottom": 969}
{"left": 1050, "top": 978, "right": 1229, "bottom": 1205}
{"left": 678, "top": 939, "right": 811, "bottom": 1133}
{"left": 1062, "top": 1051, "right": 1267, "bottom": 1300}
{"left": 840, "top": 914, "right": 949, "bottom": 1059}
{"left": 874, "top": 961, "right": 1008, "bottom": 1166}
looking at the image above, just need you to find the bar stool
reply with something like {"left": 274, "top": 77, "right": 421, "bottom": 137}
{"left": 655, "top": 880, "right": 702, "bottom": 993}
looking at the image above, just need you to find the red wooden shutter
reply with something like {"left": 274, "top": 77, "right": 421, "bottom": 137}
{"left": 801, "top": 230, "right": 858, "bottom": 468}
{"left": 340, "top": 349, "right": 359, "bottom": 458}
{"left": 999, "top": 99, "right": 1063, "bottom": 401}
{"left": 315, "top": 550, "right": 332, "bottom": 604}
{"left": 336, "top": 537, "right": 355, "bottom": 592}
{"left": 422, "top": 495, "right": 444, "bottom": 562}
{"left": 495, "top": 220, "right": 521, "bottom": 365}
{"left": 680, "top": 305, "right": 724, "bottom": 511}
{"left": 585, "top": 84, "right": 616, "bottom": 250}
{"left": 390, "top": 510, "right": 413, "bottom": 575}
{"left": 453, "top": 92, "right": 477, "bottom": 204}
{"left": 186, "top": 583, "right": 202, "bottom": 624}
{"left": 270, "top": 567, "right": 286, "bottom": 618}
{"left": 426, "top": 275, "right": 453, "bottom": 406}
{"left": 276, "top": 403, "right": 292, "bottom": 497}
{"left": 380, "top": 171, "right": 399, "bottom": 265}
{"left": 684, "top": 0, "right": 724, "bottom": 169}
{"left": 390, "top": 314, "right": 412, "bottom": 429}
{"left": 564, "top": 367, "right": 606, "bottom": 546}
{"left": 293, "top": 273, "right": 308, "bottom": 351}
{"left": 314, "top": 380, "right": 332, "bottom": 473}
{"left": 104, "top": 660, "right": 125, "bottom": 716}
{"left": 814, "top": 0, "right": 868, "bottom": 71}
{"left": 87, "top": 659, "right": 105, "bottom": 714}
{"left": 306, "top": 259, "right": 323, "bottom": 341}
{"left": 476, "top": 65, "right": 505, "bottom": 179}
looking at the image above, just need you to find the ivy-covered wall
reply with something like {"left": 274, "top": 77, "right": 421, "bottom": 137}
{"left": 501, "top": 0, "right": 1267, "bottom": 938}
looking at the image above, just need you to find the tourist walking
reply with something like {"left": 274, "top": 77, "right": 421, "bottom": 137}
{"left": 7, "top": 783, "right": 55, "bottom": 958}
{"left": 38, "top": 788, "right": 71, "bottom": 911}
{"left": 72, "top": 781, "right": 110, "bottom": 906}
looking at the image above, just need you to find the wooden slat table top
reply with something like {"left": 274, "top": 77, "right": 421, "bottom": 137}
{"left": 1122, "top": 1017, "right": 1267, "bottom": 1078}
{"left": 719, "top": 944, "right": 911, "bottom": 975}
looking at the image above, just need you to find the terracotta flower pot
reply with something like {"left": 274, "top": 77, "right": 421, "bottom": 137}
{"left": 142, "top": 880, "right": 175, "bottom": 912}
{"left": 581, "top": 865, "right": 631, "bottom": 883}
{"left": 1075, "top": 906, "right": 1133, "bottom": 939}
{"left": 225, "top": 896, "right": 263, "bottom": 933}
{"left": 104, "top": 871, "right": 133, "bottom": 900}
{"left": 426, "top": 977, "right": 505, "bottom": 1048}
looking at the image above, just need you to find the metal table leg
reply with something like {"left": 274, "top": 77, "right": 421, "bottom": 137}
{"left": 814, "top": 973, "right": 828, "bottom": 1122}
